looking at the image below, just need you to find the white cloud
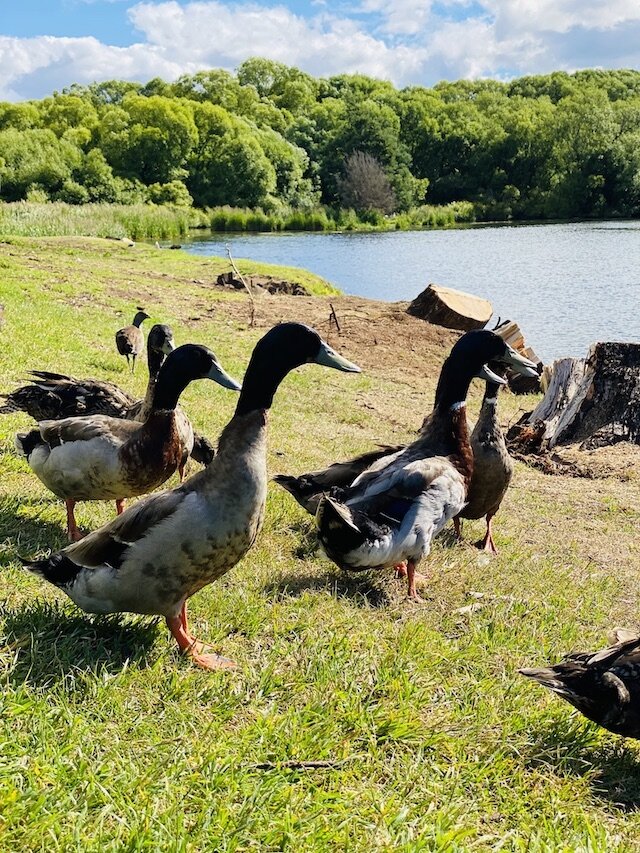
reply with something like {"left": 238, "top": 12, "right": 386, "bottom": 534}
{"left": 0, "top": 0, "right": 639, "bottom": 102}
{"left": 0, "top": 35, "right": 188, "bottom": 100}
{"left": 126, "top": 1, "right": 425, "bottom": 80}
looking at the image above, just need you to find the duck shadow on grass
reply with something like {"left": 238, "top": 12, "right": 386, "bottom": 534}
{"left": 1, "top": 601, "right": 159, "bottom": 689}
{"left": 525, "top": 716, "right": 640, "bottom": 810}
{"left": 263, "top": 567, "right": 404, "bottom": 609}
{"left": 0, "top": 498, "right": 69, "bottom": 557}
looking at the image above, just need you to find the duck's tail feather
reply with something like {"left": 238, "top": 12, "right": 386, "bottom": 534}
{"left": 316, "top": 495, "right": 366, "bottom": 556}
{"left": 0, "top": 396, "right": 20, "bottom": 415}
{"left": 518, "top": 666, "right": 567, "bottom": 693}
{"left": 28, "top": 370, "right": 72, "bottom": 382}
{"left": 15, "top": 428, "right": 43, "bottom": 460}
{"left": 273, "top": 474, "right": 323, "bottom": 515}
{"left": 19, "top": 553, "right": 82, "bottom": 588}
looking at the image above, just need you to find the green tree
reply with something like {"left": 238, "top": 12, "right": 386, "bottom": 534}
{"left": 0, "top": 128, "right": 81, "bottom": 200}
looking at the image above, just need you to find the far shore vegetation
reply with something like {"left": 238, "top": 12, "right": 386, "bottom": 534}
{"left": 0, "top": 62, "right": 639, "bottom": 238}
{"left": 0, "top": 200, "right": 476, "bottom": 240}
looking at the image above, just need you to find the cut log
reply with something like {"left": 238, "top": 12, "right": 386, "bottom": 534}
{"left": 407, "top": 284, "right": 492, "bottom": 331}
{"left": 494, "top": 319, "right": 543, "bottom": 394}
{"left": 509, "top": 343, "right": 640, "bottom": 450}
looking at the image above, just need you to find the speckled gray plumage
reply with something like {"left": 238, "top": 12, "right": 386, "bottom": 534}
{"left": 45, "top": 411, "right": 268, "bottom": 617}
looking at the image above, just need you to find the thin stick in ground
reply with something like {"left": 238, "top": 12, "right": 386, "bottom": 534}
{"left": 225, "top": 244, "right": 256, "bottom": 327}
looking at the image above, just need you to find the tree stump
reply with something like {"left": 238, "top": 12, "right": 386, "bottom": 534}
{"left": 509, "top": 343, "right": 640, "bottom": 450}
{"left": 407, "top": 284, "right": 492, "bottom": 331}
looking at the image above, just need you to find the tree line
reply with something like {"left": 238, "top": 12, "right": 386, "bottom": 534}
{"left": 1, "top": 60, "right": 640, "bottom": 222}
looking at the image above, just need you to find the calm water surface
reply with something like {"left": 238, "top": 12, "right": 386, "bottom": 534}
{"left": 182, "top": 221, "right": 640, "bottom": 362}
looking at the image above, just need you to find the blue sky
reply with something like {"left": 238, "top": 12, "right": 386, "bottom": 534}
{"left": 1, "top": 0, "right": 640, "bottom": 101}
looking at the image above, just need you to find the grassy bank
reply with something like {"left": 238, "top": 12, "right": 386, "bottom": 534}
{"left": 1, "top": 238, "right": 640, "bottom": 850}
{"left": 0, "top": 200, "right": 476, "bottom": 240}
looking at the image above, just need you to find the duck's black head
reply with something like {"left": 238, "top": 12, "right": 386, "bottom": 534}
{"left": 146, "top": 324, "right": 176, "bottom": 376}
{"left": 148, "top": 324, "right": 175, "bottom": 355}
{"left": 152, "top": 343, "right": 241, "bottom": 411}
{"left": 235, "top": 322, "right": 361, "bottom": 417}
{"left": 435, "top": 330, "right": 538, "bottom": 410}
{"left": 132, "top": 310, "right": 151, "bottom": 327}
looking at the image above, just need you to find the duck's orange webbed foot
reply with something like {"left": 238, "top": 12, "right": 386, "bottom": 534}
{"left": 65, "top": 499, "right": 84, "bottom": 542}
{"left": 166, "top": 602, "right": 237, "bottom": 671}
{"left": 475, "top": 515, "right": 498, "bottom": 555}
{"left": 406, "top": 560, "right": 427, "bottom": 603}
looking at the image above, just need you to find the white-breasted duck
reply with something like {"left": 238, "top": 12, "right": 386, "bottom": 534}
{"left": 19, "top": 323, "right": 361, "bottom": 670}
{"left": 2, "top": 324, "right": 216, "bottom": 467}
{"left": 520, "top": 631, "right": 640, "bottom": 739}
{"left": 306, "top": 331, "right": 537, "bottom": 600}
{"left": 115, "top": 310, "right": 150, "bottom": 372}
{"left": 15, "top": 344, "right": 240, "bottom": 541}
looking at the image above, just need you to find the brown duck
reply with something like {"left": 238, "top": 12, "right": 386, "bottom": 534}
{"left": 15, "top": 344, "right": 240, "bottom": 541}
{"left": 453, "top": 371, "right": 513, "bottom": 553}
{"left": 520, "top": 631, "right": 640, "bottom": 739}
{"left": 115, "top": 310, "right": 150, "bottom": 372}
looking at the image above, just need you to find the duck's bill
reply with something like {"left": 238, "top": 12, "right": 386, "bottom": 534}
{"left": 315, "top": 342, "right": 362, "bottom": 373}
{"left": 497, "top": 345, "right": 539, "bottom": 378}
{"left": 161, "top": 338, "right": 176, "bottom": 355}
{"left": 207, "top": 363, "right": 242, "bottom": 391}
{"left": 476, "top": 364, "right": 508, "bottom": 385}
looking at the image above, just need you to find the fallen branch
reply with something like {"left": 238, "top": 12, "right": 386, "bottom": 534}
{"left": 329, "top": 302, "right": 341, "bottom": 333}
{"left": 250, "top": 759, "right": 349, "bottom": 771}
{"left": 225, "top": 245, "right": 256, "bottom": 327}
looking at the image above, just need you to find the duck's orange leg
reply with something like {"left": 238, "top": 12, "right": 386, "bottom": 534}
{"left": 65, "top": 499, "right": 83, "bottom": 542}
{"left": 406, "top": 560, "right": 426, "bottom": 603}
{"left": 115, "top": 498, "right": 126, "bottom": 515}
{"left": 166, "top": 602, "right": 236, "bottom": 671}
{"left": 394, "top": 562, "right": 408, "bottom": 578}
{"left": 477, "top": 514, "right": 498, "bottom": 554}
{"left": 453, "top": 516, "right": 462, "bottom": 540}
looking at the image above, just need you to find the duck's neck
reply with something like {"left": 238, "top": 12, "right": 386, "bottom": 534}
{"left": 141, "top": 348, "right": 166, "bottom": 416}
{"left": 151, "top": 366, "right": 190, "bottom": 412}
{"left": 477, "top": 381, "right": 501, "bottom": 429}
{"left": 420, "top": 357, "right": 474, "bottom": 486}
{"left": 446, "top": 402, "right": 474, "bottom": 488}
{"left": 234, "top": 354, "right": 292, "bottom": 418}
{"left": 433, "top": 355, "right": 474, "bottom": 414}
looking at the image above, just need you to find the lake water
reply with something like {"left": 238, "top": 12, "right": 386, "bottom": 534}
{"left": 182, "top": 221, "right": 640, "bottom": 363}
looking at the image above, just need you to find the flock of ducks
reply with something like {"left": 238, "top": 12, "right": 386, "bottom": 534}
{"left": 3, "top": 309, "right": 640, "bottom": 739}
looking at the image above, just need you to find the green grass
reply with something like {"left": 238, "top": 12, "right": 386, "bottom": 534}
{"left": 1, "top": 237, "right": 640, "bottom": 850}
{"left": 0, "top": 202, "right": 199, "bottom": 240}
{"left": 0, "top": 200, "right": 477, "bottom": 242}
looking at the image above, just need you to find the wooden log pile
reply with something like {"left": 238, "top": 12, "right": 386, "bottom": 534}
{"left": 493, "top": 319, "right": 543, "bottom": 394}
{"left": 508, "top": 342, "right": 640, "bottom": 451}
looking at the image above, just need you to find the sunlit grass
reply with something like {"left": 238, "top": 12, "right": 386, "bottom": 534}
{"left": 0, "top": 237, "right": 640, "bottom": 850}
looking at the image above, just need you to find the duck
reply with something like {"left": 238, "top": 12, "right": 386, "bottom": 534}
{"left": 519, "top": 631, "right": 640, "bottom": 738}
{"left": 116, "top": 310, "right": 150, "bottom": 372}
{"left": 1, "top": 324, "right": 216, "bottom": 467}
{"left": 18, "top": 323, "right": 361, "bottom": 671}
{"left": 15, "top": 343, "right": 240, "bottom": 541}
{"left": 306, "top": 331, "right": 538, "bottom": 600}
{"left": 452, "top": 367, "right": 513, "bottom": 553}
